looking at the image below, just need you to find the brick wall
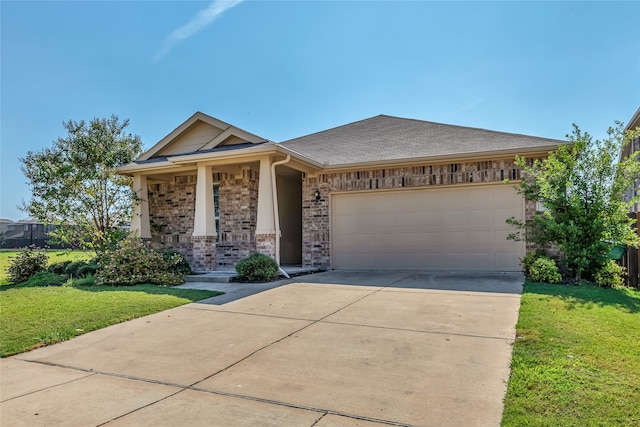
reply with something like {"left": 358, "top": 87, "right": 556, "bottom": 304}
{"left": 301, "top": 158, "right": 535, "bottom": 269}
{"left": 147, "top": 170, "right": 261, "bottom": 271}
{"left": 148, "top": 176, "right": 196, "bottom": 264}
{"left": 148, "top": 157, "right": 537, "bottom": 271}
{"left": 216, "top": 170, "right": 259, "bottom": 268}
{"left": 301, "top": 181, "right": 330, "bottom": 269}
{"left": 255, "top": 233, "right": 276, "bottom": 259}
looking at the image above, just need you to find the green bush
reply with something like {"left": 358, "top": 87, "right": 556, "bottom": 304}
{"left": 7, "top": 247, "right": 48, "bottom": 284}
{"left": 95, "top": 237, "right": 185, "bottom": 286}
{"left": 19, "top": 271, "right": 65, "bottom": 287}
{"left": 529, "top": 257, "right": 562, "bottom": 284}
{"left": 235, "top": 253, "right": 279, "bottom": 282}
{"left": 47, "top": 261, "right": 73, "bottom": 275}
{"left": 160, "top": 250, "right": 191, "bottom": 275}
{"left": 60, "top": 260, "right": 98, "bottom": 278}
{"left": 594, "top": 260, "right": 626, "bottom": 287}
{"left": 64, "top": 261, "right": 88, "bottom": 278}
{"left": 77, "top": 263, "right": 99, "bottom": 278}
{"left": 521, "top": 249, "right": 547, "bottom": 277}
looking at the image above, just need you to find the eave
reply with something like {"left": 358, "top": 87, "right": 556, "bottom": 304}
{"left": 320, "top": 144, "right": 565, "bottom": 173}
{"left": 116, "top": 144, "right": 324, "bottom": 176}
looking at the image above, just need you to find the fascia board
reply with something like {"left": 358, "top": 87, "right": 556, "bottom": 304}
{"left": 169, "top": 145, "right": 324, "bottom": 169}
{"left": 115, "top": 162, "right": 195, "bottom": 176}
{"left": 137, "top": 112, "right": 269, "bottom": 161}
{"left": 137, "top": 113, "right": 205, "bottom": 161}
{"left": 625, "top": 107, "right": 640, "bottom": 131}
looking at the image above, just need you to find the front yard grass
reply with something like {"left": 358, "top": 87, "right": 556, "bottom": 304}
{"left": 502, "top": 282, "right": 640, "bottom": 426}
{"left": 0, "top": 280, "right": 221, "bottom": 357}
{"left": 0, "top": 249, "right": 93, "bottom": 284}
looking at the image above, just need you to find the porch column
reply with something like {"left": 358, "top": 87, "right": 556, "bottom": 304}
{"left": 255, "top": 157, "right": 276, "bottom": 258}
{"left": 131, "top": 174, "right": 151, "bottom": 239}
{"left": 192, "top": 164, "right": 216, "bottom": 271}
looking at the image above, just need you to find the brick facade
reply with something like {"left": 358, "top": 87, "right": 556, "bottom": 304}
{"left": 191, "top": 236, "right": 216, "bottom": 270}
{"left": 216, "top": 170, "right": 259, "bottom": 268}
{"left": 148, "top": 157, "right": 536, "bottom": 271}
{"left": 301, "top": 158, "right": 535, "bottom": 269}
{"left": 147, "top": 170, "right": 259, "bottom": 271}
{"left": 256, "top": 233, "right": 277, "bottom": 258}
{"left": 148, "top": 176, "right": 197, "bottom": 264}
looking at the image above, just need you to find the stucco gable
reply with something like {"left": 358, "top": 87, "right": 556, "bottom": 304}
{"left": 138, "top": 112, "right": 269, "bottom": 161}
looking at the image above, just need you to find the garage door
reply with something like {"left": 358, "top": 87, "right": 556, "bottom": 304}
{"left": 331, "top": 185, "right": 524, "bottom": 271}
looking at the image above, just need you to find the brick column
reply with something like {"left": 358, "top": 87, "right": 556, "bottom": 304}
{"left": 192, "top": 165, "right": 216, "bottom": 271}
{"left": 191, "top": 236, "right": 216, "bottom": 271}
{"left": 255, "top": 157, "right": 276, "bottom": 258}
{"left": 256, "top": 233, "right": 276, "bottom": 258}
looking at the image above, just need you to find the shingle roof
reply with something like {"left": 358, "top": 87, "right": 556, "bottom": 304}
{"left": 279, "top": 114, "right": 564, "bottom": 166}
{"left": 134, "top": 142, "right": 268, "bottom": 164}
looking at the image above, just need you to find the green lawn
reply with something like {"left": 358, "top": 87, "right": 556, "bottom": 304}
{"left": 0, "top": 249, "right": 93, "bottom": 283}
{"left": 0, "top": 280, "right": 220, "bottom": 357}
{"left": 502, "top": 282, "right": 640, "bottom": 426}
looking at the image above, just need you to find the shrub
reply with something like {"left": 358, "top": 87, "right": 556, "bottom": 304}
{"left": 521, "top": 249, "right": 547, "bottom": 277}
{"left": 60, "top": 260, "right": 99, "bottom": 278}
{"left": 77, "top": 263, "right": 99, "bottom": 278}
{"left": 47, "top": 261, "right": 72, "bottom": 275}
{"left": 64, "top": 261, "right": 89, "bottom": 278}
{"left": 20, "top": 271, "right": 65, "bottom": 287}
{"left": 235, "top": 253, "right": 279, "bottom": 282}
{"left": 95, "top": 237, "right": 185, "bottom": 286}
{"left": 529, "top": 257, "right": 562, "bottom": 284}
{"left": 160, "top": 250, "right": 191, "bottom": 275}
{"left": 594, "top": 260, "right": 626, "bottom": 287}
{"left": 7, "top": 247, "right": 48, "bottom": 284}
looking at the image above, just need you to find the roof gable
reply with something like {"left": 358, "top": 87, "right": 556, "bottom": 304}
{"left": 138, "top": 112, "right": 268, "bottom": 161}
{"left": 279, "top": 114, "right": 565, "bottom": 166}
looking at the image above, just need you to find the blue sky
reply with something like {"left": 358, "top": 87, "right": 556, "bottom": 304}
{"left": 1, "top": 0, "right": 639, "bottom": 221}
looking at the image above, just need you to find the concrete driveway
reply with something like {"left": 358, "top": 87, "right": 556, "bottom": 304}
{"left": 1, "top": 271, "right": 522, "bottom": 427}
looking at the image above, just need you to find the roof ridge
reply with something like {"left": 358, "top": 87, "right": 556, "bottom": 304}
{"left": 279, "top": 115, "right": 388, "bottom": 144}
{"left": 374, "top": 114, "right": 564, "bottom": 143}
{"left": 281, "top": 114, "right": 564, "bottom": 144}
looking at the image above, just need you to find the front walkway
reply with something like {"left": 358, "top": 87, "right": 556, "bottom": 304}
{"left": 1, "top": 271, "right": 523, "bottom": 426}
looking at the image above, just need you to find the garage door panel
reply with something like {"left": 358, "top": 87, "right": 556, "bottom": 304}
{"left": 331, "top": 186, "right": 524, "bottom": 271}
{"left": 467, "top": 230, "right": 492, "bottom": 246}
{"left": 495, "top": 252, "right": 521, "bottom": 270}
{"left": 375, "top": 213, "right": 397, "bottom": 231}
{"left": 493, "top": 229, "right": 515, "bottom": 246}
{"left": 443, "top": 211, "right": 468, "bottom": 228}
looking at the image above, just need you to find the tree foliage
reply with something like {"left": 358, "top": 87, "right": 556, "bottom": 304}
{"left": 507, "top": 122, "right": 640, "bottom": 280}
{"left": 20, "top": 115, "right": 142, "bottom": 252}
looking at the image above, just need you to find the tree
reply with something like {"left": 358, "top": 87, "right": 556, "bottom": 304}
{"left": 20, "top": 115, "right": 143, "bottom": 253}
{"left": 507, "top": 122, "right": 640, "bottom": 281}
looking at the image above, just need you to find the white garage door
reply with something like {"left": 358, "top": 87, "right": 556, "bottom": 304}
{"left": 331, "top": 185, "right": 524, "bottom": 271}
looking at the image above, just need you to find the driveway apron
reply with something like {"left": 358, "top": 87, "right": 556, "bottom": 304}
{"left": 1, "top": 271, "right": 522, "bottom": 427}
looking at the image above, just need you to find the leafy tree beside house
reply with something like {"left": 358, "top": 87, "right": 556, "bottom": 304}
{"left": 20, "top": 115, "right": 143, "bottom": 253}
{"left": 507, "top": 122, "right": 640, "bottom": 282}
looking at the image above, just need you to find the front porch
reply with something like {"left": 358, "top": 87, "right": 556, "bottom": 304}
{"left": 129, "top": 156, "right": 308, "bottom": 272}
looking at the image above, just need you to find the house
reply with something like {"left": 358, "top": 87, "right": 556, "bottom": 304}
{"left": 116, "top": 112, "right": 563, "bottom": 272}
{"left": 620, "top": 106, "right": 640, "bottom": 288}
{"left": 622, "top": 106, "right": 640, "bottom": 212}
{"left": 0, "top": 218, "right": 58, "bottom": 249}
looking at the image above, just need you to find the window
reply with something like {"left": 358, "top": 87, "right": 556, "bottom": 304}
{"left": 213, "top": 183, "right": 220, "bottom": 241}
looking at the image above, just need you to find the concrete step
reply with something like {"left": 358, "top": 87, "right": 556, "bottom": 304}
{"left": 185, "top": 273, "right": 236, "bottom": 283}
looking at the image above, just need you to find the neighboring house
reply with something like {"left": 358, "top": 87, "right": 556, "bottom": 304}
{"left": 0, "top": 218, "right": 58, "bottom": 248}
{"left": 622, "top": 107, "right": 640, "bottom": 213}
{"left": 116, "top": 112, "right": 563, "bottom": 272}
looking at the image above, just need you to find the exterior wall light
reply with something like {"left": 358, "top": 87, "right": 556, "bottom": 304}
{"left": 314, "top": 190, "right": 321, "bottom": 202}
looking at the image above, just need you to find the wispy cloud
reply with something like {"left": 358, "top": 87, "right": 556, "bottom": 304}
{"left": 153, "top": 0, "right": 245, "bottom": 62}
